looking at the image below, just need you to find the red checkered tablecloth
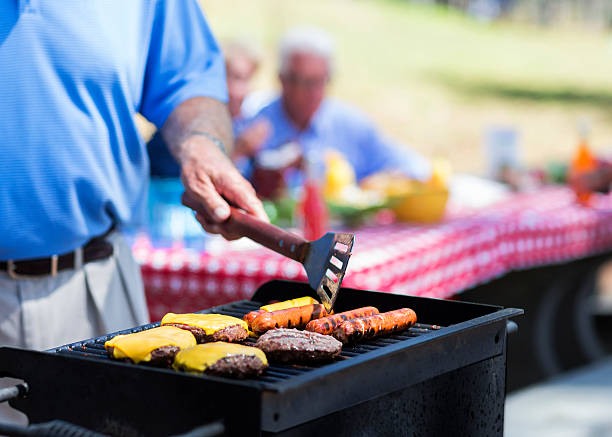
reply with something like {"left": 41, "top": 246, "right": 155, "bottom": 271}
{"left": 134, "top": 186, "right": 612, "bottom": 321}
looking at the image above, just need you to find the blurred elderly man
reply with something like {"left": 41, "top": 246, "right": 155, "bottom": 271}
{"left": 148, "top": 38, "right": 269, "bottom": 177}
{"left": 249, "top": 27, "right": 430, "bottom": 196}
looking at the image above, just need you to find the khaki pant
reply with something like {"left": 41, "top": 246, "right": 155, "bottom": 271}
{"left": 0, "top": 231, "right": 149, "bottom": 427}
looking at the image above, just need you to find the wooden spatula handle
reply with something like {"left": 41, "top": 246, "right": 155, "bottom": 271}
{"left": 225, "top": 207, "right": 308, "bottom": 263}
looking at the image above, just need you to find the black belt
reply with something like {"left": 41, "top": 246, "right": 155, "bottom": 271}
{"left": 1, "top": 230, "right": 115, "bottom": 279}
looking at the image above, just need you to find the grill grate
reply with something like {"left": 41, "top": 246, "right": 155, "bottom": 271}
{"left": 53, "top": 299, "right": 442, "bottom": 385}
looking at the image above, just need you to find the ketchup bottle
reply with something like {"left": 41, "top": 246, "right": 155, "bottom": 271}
{"left": 297, "top": 156, "right": 328, "bottom": 241}
{"left": 569, "top": 121, "right": 597, "bottom": 205}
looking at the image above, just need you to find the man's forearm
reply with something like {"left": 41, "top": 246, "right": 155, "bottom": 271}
{"left": 161, "top": 96, "right": 234, "bottom": 163}
{"left": 158, "top": 95, "right": 268, "bottom": 232}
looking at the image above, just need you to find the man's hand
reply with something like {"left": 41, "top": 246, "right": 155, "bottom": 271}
{"left": 162, "top": 97, "right": 268, "bottom": 240}
{"left": 179, "top": 134, "right": 268, "bottom": 240}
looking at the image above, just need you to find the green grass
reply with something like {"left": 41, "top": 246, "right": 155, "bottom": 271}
{"left": 433, "top": 72, "right": 612, "bottom": 107}
{"left": 201, "top": 0, "right": 612, "bottom": 172}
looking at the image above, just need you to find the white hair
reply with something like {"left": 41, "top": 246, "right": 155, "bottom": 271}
{"left": 278, "top": 27, "right": 335, "bottom": 75}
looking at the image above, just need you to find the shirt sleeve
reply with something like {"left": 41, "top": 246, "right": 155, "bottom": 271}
{"left": 139, "top": 0, "right": 228, "bottom": 129}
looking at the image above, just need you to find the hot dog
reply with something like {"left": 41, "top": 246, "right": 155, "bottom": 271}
{"left": 305, "top": 306, "right": 379, "bottom": 336}
{"left": 332, "top": 308, "right": 417, "bottom": 344}
{"left": 244, "top": 296, "right": 320, "bottom": 326}
{"left": 260, "top": 296, "right": 319, "bottom": 312}
{"left": 250, "top": 304, "right": 329, "bottom": 335}
{"left": 244, "top": 310, "right": 263, "bottom": 326}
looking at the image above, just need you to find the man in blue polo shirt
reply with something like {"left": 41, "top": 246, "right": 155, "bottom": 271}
{"left": 249, "top": 27, "right": 430, "bottom": 194}
{"left": 0, "top": 0, "right": 267, "bottom": 356}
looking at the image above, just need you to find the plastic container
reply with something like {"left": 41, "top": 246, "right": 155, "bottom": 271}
{"left": 392, "top": 189, "right": 449, "bottom": 223}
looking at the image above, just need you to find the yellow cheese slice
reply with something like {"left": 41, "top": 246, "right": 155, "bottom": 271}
{"left": 160, "top": 313, "right": 247, "bottom": 334}
{"left": 173, "top": 342, "right": 268, "bottom": 374}
{"left": 104, "top": 326, "right": 196, "bottom": 363}
{"left": 260, "top": 296, "right": 318, "bottom": 312}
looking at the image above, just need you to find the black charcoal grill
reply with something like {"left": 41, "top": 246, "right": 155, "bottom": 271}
{"left": 0, "top": 280, "right": 522, "bottom": 437}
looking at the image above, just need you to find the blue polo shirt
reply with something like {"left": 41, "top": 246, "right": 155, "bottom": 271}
{"left": 0, "top": 0, "right": 227, "bottom": 260}
{"left": 250, "top": 97, "right": 431, "bottom": 182}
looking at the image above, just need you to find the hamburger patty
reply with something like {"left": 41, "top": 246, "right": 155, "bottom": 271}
{"left": 106, "top": 345, "right": 179, "bottom": 367}
{"left": 204, "top": 355, "right": 267, "bottom": 378}
{"left": 255, "top": 329, "right": 342, "bottom": 363}
{"left": 165, "top": 323, "right": 248, "bottom": 343}
{"left": 172, "top": 343, "right": 268, "bottom": 379}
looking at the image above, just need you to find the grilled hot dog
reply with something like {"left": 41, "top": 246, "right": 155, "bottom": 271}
{"left": 244, "top": 297, "right": 319, "bottom": 326}
{"left": 244, "top": 310, "right": 263, "bottom": 326}
{"left": 332, "top": 308, "right": 417, "bottom": 344}
{"left": 250, "top": 304, "right": 329, "bottom": 335}
{"left": 305, "top": 306, "right": 379, "bottom": 335}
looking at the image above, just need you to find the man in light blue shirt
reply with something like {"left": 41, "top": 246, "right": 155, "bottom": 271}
{"left": 0, "top": 1, "right": 266, "bottom": 353}
{"left": 249, "top": 27, "right": 430, "bottom": 191}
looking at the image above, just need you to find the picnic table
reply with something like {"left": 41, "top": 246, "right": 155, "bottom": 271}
{"left": 134, "top": 186, "right": 612, "bottom": 320}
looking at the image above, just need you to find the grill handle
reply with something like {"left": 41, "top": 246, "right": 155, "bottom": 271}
{"left": 0, "top": 383, "right": 28, "bottom": 403}
{"left": 170, "top": 420, "right": 226, "bottom": 437}
{"left": 0, "top": 420, "right": 105, "bottom": 437}
{"left": 507, "top": 320, "right": 519, "bottom": 335}
{"left": 0, "top": 384, "right": 106, "bottom": 437}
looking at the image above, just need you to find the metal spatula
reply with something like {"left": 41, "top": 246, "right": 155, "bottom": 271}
{"left": 223, "top": 207, "right": 354, "bottom": 312}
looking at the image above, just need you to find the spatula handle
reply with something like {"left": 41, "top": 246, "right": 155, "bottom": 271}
{"left": 225, "top": 207, "right": 308, "bottom": 263}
